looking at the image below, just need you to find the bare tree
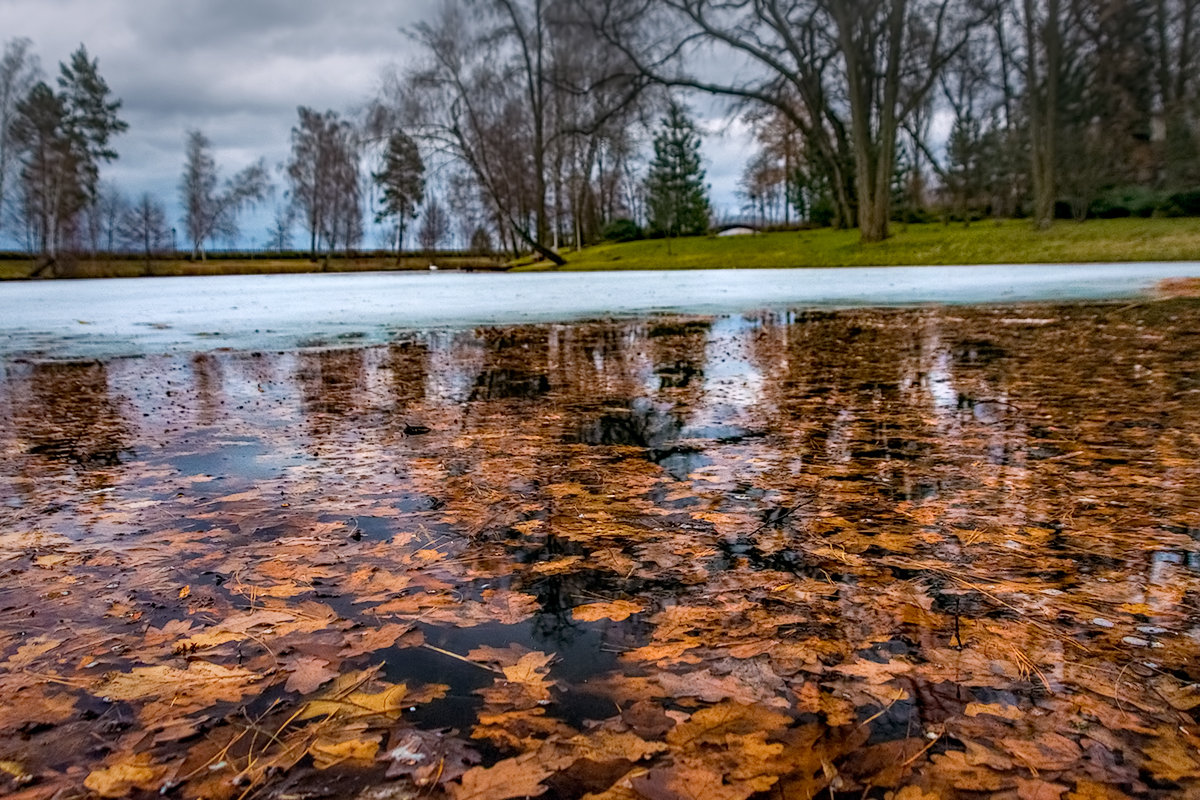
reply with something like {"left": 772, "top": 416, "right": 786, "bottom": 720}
{"left": 180, "top": 130, "right": 270, "bottom": 260}
{"left": 589, "top": 0, "right": 977, "bottom": 242}
{"left": 0, "top": 38, "right": 40, "bottom": 237}
{"left": 264, "top": 197, "right": 296, "bottom": 253}
{"left": 118, "top": 192, "right": 170, "bottom": 267}
{"left": 78, "top": 179, "right": 125, "bottom": 253}
{"left": 1153, "top": 0, "right": 1200, "bottom": 184}
{"left": 287, "top": 107, "right": 362, "bottom": 261}
{"left": 418, "top": 193, "right": 450, "bottom": 250}
{"left": 393, "top": 0, "right": 648, "bottom": 263}
{"left": 396, "top": 2, "right": 561, "bottom": 264}
{"left": 1019, "top": 0, "right": 1062, "bottom": 228}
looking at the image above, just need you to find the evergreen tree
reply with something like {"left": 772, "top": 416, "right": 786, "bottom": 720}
{"left": 373, "top": 130, "right": 425, "bottom": 259}
{"left": 57, "top": 45, "right": 127, "bottom": 204}
{"left": 9, "top": 82, "right": 78, "bottom": 257}
{"left": 645, "top": 103, "right": 710, "bottom": 238}
{"left": 9, "top": 45, "right": 125, "bottom": 260}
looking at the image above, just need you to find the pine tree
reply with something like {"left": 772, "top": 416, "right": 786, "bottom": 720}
{"left": 645, "top": 103, "right": 710, "bottom": 238}
{"left": 57, "top": 45, "right": 127, "bottom": 205}
{"left": 373, "top": 131, "right": 425, "bottom": 260}
{"left": 9, "top": 45, "right": 126, "bottom": 261}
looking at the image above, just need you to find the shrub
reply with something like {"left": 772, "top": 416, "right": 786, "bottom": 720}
{"left": 602, "top": 218, "right": 643, "bottom": 242}
{"left": 1092, "top": 186, "right": 1169, "bottom": 219}
{"left": 1167, "top": 189, "right": 1200, "bottom": 217}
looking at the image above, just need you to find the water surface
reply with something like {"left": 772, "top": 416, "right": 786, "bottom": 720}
{"left": 1, "top": 302, "right": 1199, "bottom": 797}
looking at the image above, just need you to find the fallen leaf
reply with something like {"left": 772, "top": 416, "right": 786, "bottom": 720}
{"left": 383, "top": 728, "right": 481, "bottom": 785}
{"left": 309, "top": 733, "right": 381, "bottom": 770}
{"left": 1017, "top": 778, "right": 1068, "bottom": 800}
{"left": 964, "top": 701, "right": 1023, "bottom": 720}
{"left": 1065, "top": 780, "right": 1132, "bottom": 799}
{"left": 501, "top": 651, "right": 556, "bottom": 685}
{"left": 568, "top": 730, "right": 668, "bottom": 762}
{"left": 1001, "top": 733, "right": 1082, "bottom": 772}
{"left": 92, "top": 661, "right": 259, "bottom": 705}
{"left": 84, "top": 753, "right": 163, "bottom": 798}
{"left": 448, "top": 753, "right": 553, "bottom": 800}
{"left": 632, "top": 762, "right": 756, "bottom": 800}
{"left": 667, "top": 702, "right": 792, "bottom": 748}
{"left": 572, "top": 600, "right": 645, "bottom": 622}
{"left": 283, "top": 655, "right": 339, "bottom": 694}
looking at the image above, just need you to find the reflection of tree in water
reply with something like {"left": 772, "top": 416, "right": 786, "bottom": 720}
{"left": 387, "top": 337, "right": 430, "bottom": 411}
{"left": 517, "top": 533, "right": 650, "bottom": 653}
{"left": 468, "top": 327, "right": 553, "bottom": 403}
{"left": 646, "top": 318, "right": 709, "bottom": 409}
{"left": 18, "top": 361, "right": 132, "bottom": 472}
{"left": 295, "top": 348, "right": 367, "bottom": 444}
{"left": 190, "top": 353, "right": 225, "bottom": 427}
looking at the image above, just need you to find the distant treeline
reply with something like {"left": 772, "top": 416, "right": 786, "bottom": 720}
{"left": 0, "top": 249, "right": 503, "bottom": 263}
{"left": 4, "top": 1, "right": 1200, "bottom": 273}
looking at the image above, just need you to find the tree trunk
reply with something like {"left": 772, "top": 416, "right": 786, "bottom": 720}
{"left": 1025, "top": 0, "right": 1059, "bottom": 230}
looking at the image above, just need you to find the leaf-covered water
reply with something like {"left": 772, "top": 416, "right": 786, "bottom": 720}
{"left": 2, "top": 301, "right": 1200, "bottom": 799}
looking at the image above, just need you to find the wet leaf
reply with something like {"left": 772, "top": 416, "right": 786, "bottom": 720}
{"left": 309, "top": 732, "right": 382, "bottom": 770}
{"left": 573, "top": 600, "right": 645, "bottom": 622}
{"left": 283, "top": 655, "right": 339, "bottom": 694}
{"left": 631, "top": 762, "right": 756, "bottom": 800}
{"left": 382, "top": 728, "right": 481, "bottom": 785}
{"left": 1001, "top": 733, "right": 1083, "bottom": 772}
{"left": 84, "top": 753, "right": 163, "bottom": 798}
{"left": 448, "top": 754, "right": 553, "bottom": 800}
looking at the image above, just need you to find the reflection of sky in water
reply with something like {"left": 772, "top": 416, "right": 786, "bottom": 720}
{"left": 426, "top": 330, "right": 483, "bottom": 404}
{"left": 920, "top": 322, "right": 960, "bottom": 417}
{"left": 696, "top": 315, "right": 764, "bottom": 425}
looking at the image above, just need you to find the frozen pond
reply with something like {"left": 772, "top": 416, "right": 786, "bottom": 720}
{"left": 3, "top": 262, "right": 1200, "bottom": 358}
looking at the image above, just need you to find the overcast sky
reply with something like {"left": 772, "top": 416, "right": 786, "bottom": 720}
{"left": 0, "top": 0, "right": 750, "bottom": 249}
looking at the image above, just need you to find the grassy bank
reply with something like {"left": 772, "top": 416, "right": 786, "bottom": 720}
{"left": 0, "top": 255, "right": 505, "bottom": 281}
{"left": 8, "top": 218, "right": 1200, "bottom": 279}
{"left": 519, "top": 217, "right": 1200, "bottom": 271}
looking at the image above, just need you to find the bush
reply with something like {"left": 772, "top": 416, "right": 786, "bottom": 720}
{"left": 602, "top": 218, "right": 643, "bottom": 242}
{"left": 1168, "top": 189, "right": 1200, "bottom": 217}
{"left": 808, "top": 197, "right": 836, "bottom": 228}
{"left": 1091, "top": 186, "right": 1168, "bottom": 219}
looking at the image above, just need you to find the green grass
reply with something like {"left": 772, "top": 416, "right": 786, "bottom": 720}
{"left": 7, "top": 218, "right": 1200, "bottom": 279}
{"left": 519, "top": 218, "right": 1200, "bottom": 272}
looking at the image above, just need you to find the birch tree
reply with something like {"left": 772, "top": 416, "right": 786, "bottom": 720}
{"left": 0, "top": 38, "right": 39, "bottom": 236}
{"left": 180, "top": 129, "right": 270, "bottom": 259}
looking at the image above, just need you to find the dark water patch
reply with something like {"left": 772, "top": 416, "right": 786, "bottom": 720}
{"left": 850, "top": 437, "right": 930, "bottom": 462}
{"left": 651, "top": 447, "right": 713, "bottom": 482}
{"left": 167, "top": 438, "right": 284, "bottom": 481}
{"left": 391, "top": 618, "right": 628, "bottom": 734}
{"left": 317, "top": 513, "right": 435, "bottom": 542}
{"left": 711, "top": 538, "right": 826, "bottom": 579}
{"left": 25, "top": 439, "right": 130, "bottom": 468}
{"left": 571, "top": 399, "right": 681, "bottom": 449}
